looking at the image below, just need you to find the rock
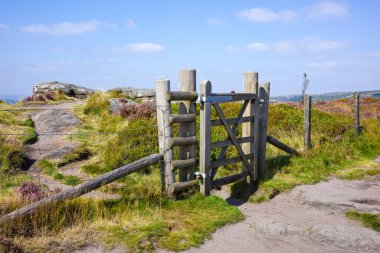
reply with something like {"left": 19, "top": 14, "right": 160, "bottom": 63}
{"left": 108, "top": 87, "right": 155, "bottom": 100}
{"left": 308, "top": 224, "right": 380, "bottom": 252}
{"left": 254, "top": 219, "right": 302, "bottom": 236}
{"left": 296, "top": 178, "right": 380, "bottom": 214}
{"left": 44, "top": 144, "right": 79, "bottom": 159}
{"left": 33, "top": 81, "right": 95, "bottom": 99}
{"left": 108, "top": 98, "right": 137, "bottom": 114}
{"left": 34, "top": 110, "right": 81, "bottom": 134}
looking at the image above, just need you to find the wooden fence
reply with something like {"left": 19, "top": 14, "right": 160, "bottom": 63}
{"left": 156, "top": 70, "right": 199, "bottom": 198}
{"left": 0, "top": 69, "right": 302, "bottom": 221}
{"left": 303, "top": 92, "right": 362, "bottom": 150}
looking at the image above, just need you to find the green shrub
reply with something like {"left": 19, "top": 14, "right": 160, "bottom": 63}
{"left": 83, "top": 92, "right": 110, "bottom": 116}
{"left": 0, "top": 138, "right": 26, "bottom": 173}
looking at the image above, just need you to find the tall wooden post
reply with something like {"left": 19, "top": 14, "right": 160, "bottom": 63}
{"left": 243, "top": 72, "right": 258, "bottom": 181}
{"left": 304, "top": 95, "right": 312, "bottom": 149}
{"left": 156, "top": 79, "right": 174, "bottom": 191}
{"left": 200, "top": 80, "right": 212, "bottom": 196}
{"left": 178, "top": 69, "right": 197, "bottom": 181}
{"left": 353, "top": 92, "right": 360, "bottom": 135}
{"left": 256, "top": 82, "right": 270, "bottom": 178}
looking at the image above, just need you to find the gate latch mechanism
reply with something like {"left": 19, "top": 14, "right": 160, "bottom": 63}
{"left": 194, "top": 172, "right": 207, "bottom": 181}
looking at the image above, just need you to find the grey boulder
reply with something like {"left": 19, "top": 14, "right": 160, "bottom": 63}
{"left": 33, "top": 81, "right": 95, "bottom": 99}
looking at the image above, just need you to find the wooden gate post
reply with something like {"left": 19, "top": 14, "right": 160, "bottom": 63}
{"left": 178, "top": 69, "right": 197, "bottom": 181}
{"left": 353, "top": 92, "right": 361, "bottom": 135}
{"left": 256, "top": 82, "right": 270, "bottom": 178}
{"left": 200, "top": 80, "right": 212, "bottom": 196}
{"left": 304, "top": 95, "right": 312, "bottom": 149}
{"left": 243, "top": 72, "right": 258, "bottom": 181}
{"left": 156, "top": 79, "right": 174, "bottom": 191}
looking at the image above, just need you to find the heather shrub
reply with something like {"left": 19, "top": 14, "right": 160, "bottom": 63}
{"left": 17, "top": 182, "right": 47, "bottom": 202}
{"left": 119, "top": 101, "right": 156, "bottom": 120}
{"left": 22, "top": 90, "right": 69, "bottom": 105}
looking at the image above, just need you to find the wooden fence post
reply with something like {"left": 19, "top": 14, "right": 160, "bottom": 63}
{"left": 178, "top": 69, "right": 197, "bottom": 181}
{"left": 156, "top": 79, "right": 174, "bottom": 191}
{"left": 256, "top": 82, "right": 270, "bottom": 177}
{"left": 353, "top": 92, "right": 361, "bottom": 135}
{"left": 243, "top": 72, "right": 258, "bottom": 182}
{"left": 304, "top": 95, "right": 312, "bottom": 149}
{"left": 200, "top": 80, "right": 212, "bottom": 196}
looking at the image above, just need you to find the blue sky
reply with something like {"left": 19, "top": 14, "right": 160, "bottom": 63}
{"left": 0, "top": 0, "right": 379, "bottom": 96}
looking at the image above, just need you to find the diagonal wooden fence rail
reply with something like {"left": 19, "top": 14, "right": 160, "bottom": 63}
{"left": 0, "top": 154, "right": 162, "bottom": 223}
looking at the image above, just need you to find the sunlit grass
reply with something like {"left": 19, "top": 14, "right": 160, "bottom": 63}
{"left": 346, "top": 210, "right": 380, "bottom": 232}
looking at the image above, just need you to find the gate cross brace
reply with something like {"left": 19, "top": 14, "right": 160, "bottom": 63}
{"left": 211, "top": 100, "right": 254, "bottom": 180}
{"left": 210, "top": 100, "right": 249, "bottom": 180}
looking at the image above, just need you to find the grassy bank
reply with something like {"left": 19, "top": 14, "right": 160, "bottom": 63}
{"left": 0, "top": 102, "right": 35, "bottom": 190}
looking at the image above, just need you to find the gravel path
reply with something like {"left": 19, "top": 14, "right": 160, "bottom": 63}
{"left": 25, "top": 101, "right": 120, "bottom": 200}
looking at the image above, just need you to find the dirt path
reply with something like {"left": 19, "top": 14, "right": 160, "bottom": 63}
{"left": 25, "top": 101, "right": 120, "bottom": 200}
{"left": 157, "top": 158, "right": 380, "bottom": 253}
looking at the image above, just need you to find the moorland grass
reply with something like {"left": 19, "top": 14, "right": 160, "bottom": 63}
{"left": 38, "top": 159, "right": 81, "bottom": 186}
{"left": 346, "top": 210, "right": 380, "bottom": 232}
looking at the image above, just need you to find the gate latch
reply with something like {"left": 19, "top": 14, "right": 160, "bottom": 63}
{"left": 195, "top": 171, "right": 207, "bottom": 181}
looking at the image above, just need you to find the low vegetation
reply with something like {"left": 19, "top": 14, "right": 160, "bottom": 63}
{"left": 38, "top": 159, "right": 81, "bottom": 186}
{"left": 0, "top": 103, "right": 36, "bottom": 174}
{"left": 246, "top": 101, "right": 380, "bottom": 202}
{"left": 346, "top": 210, "right": 380, "bottom": 232}
{"left": 1, "top": 93, "right": 379, "bottom": 252}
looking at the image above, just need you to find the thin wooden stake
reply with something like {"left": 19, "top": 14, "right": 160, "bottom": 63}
{"left": 304, "top": 94, "right": 312, "bottom": 149}
{"left": 353, "top": 92, "right": 361, "bottom": 135}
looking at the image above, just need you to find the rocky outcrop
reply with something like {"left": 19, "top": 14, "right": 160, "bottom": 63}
{"left": 33, "top": 81, "right": 95, "bottom": 99}
{"left": 109, "top": 87, "right": 155, "bottom": 100}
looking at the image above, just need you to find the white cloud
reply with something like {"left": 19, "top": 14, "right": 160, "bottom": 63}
{"left": 237, "top": 8, "right": 296, "bottom": 22}
{"left": 21, "top": 20, "right": 113, "bottom": 35}
{"left": 247, "top": 41, "right": 295, "bottom": 53}
{"left": 0, "top": 23, "right": 9, "bottom": 30}
{"left": 247, "top": 42, "right": 270, "bottom": 52}
{"left": 207, "top": 18, "right": 226, "bottom": 26}
{"left": 113, "top": 43, "right": 164, "bottom": 53}
{"left": 302, "top": 37, "right": 347, "bottom": 51}
{"left": 307, "top": 1, "right": 348, "bottom": 18}
{"left": 126, "top": 19, "right": 137, "bottom": 29}
{"left": 308, "top": 61, "right": 337, "bottom": 69}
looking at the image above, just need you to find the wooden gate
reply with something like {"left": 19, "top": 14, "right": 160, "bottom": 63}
{"left": 198, "top": 73, "right": 270, "bottom": 196}
{"left": 156, "top": 70, "right": 270, "bottom": 198}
